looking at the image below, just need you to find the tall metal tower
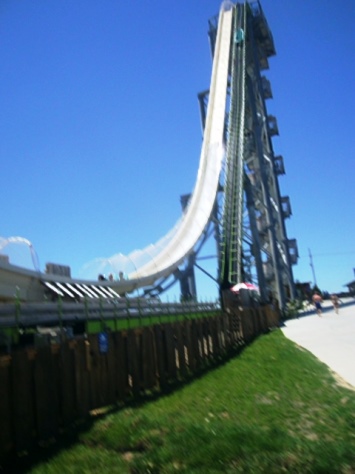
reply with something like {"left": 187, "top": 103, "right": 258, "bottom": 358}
{"left": 148, "top": 1, "right": 297, "bottom": 309}
{"left": 200, "top": 1, "right": 298, "bottom": 309}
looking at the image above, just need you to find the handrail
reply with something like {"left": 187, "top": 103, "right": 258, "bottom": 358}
{"left": 0, "top": 299, "right": 221, "bottom": 328}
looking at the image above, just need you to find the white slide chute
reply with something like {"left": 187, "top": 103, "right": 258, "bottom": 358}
{"left": 87, "top": 3, "right": 233, "bottom": 292}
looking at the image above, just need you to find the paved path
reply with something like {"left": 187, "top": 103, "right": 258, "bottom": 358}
{"left": 281, "top": 298, "right": 355, "bottom": 389}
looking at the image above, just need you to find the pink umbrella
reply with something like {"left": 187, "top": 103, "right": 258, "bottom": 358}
{"left": 230, "top": 282, "right": 259, "bottom": 293}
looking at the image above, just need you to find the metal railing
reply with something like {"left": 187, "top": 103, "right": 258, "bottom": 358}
{"left": 0, "top": 298, "right": 221, "bottom": 329}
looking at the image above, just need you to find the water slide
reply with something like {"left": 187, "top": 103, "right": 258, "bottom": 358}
{"left": 93, "top": 2, "right": 233, "bottom": 292}
{"left": 0, "top": 2, "right": 233, "bottom": 300}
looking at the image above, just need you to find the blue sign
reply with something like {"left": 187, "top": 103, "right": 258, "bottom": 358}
{"left": 98, "top": 332, "right": 109, "bottom": 354}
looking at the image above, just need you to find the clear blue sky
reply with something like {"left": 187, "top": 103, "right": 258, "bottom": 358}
{"left": 1, "top": 0, "right": 354, "bottom": 300}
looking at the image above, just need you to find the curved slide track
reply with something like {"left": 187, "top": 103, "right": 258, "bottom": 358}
{"left": 0, "top": 2, "right": 234, "bottom": 301}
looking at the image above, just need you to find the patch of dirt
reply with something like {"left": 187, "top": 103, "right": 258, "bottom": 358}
{"left": 122, "top": 451, "right": 135, "bottom": 462}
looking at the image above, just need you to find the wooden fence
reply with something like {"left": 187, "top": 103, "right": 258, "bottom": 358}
{"left": 0, "top": 305, "right": 279, "bottom": 461}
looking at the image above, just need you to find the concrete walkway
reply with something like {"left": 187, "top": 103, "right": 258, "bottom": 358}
{"left": 281, "top": 298, "right": 355, "bottom": 389}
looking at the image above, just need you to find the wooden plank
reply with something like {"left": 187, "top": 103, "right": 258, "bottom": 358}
{"left": 190, "top": 320, "right": 201, "bottom": 372}
{"left": 112, "top": 331, "right": 129, "bottom": 402}
{"left": 50, "top": 344, "right": 61, "bottom": 431}
{"left": 248, "top": 309, "right": 256, "bottom": 337}
{"left": 87, "top": 334, "right": 99, "bottom": 410}
{"left": 99, "top": 349, "right": 110, "bottom": 409}
{"left": 257, "top": 308, "right": 265, "bottom": 333}
{"left": 11, "top": 349, "right": 36, "bottom": 453}
{"left": 230, "top": 308, "right": 240, "bottom": 347}
{"left": 248, "top": 309, "right": 255, "bottom": 341}
{"left": 34, "top": 345, "right": 59, "bottom": 442}
{"left": 89, "top": 332, "right": 115, "bottom": 410}
{"left": 88, "top": 333, "right": 108, "bottom": 410}
{"left": 175, "top": 322, "right": 187, "bottom": 378}
{"left": 221, "top": 314, "right": 229, "bottom": 350}
{"left": 0, "top": 355, "right": 13, "bottom": 456}
{"left": 206, "top": 318, "right": 214, "bottom": 359}
{"left": 222, "top": 313, "right": 231, "bottom": 349}
{"left": 184, "top": 320, "right": 195, "bottom": 373}
{"left": 237, "top": 311, "right": 244, "bottom": 342}
{"left": 231, "top": 311, "right": 240, "bottom": 347}
{"left": 59, "top": 341, "right": 77, "bottom": 427}
{"left": 222, "top": 313, "right": 230, "bottom": 347}
{"left": 141, "top": 327, "right": 157, "bottom": 391}
{"left": 266, "top": 305, "right": 279, "bottom": 328}
{"left": 106, "top": 332, "right": 117, "bottom": 405}
{"left": 265, "top": 306, "right": 273, "bottom": 328}
{"left": 197, "top": 319, "right": 207, "bottom": 365}
{"left": 200, "top": 319, "right": 208, "bottom": 362}
{"left": 252, "top": 309, "right": 261, "bottom": 336}
{"left": 247, "top": 309, "right": 255, "bottom": 341}
{"left": 97, "top": 332, "right": 112, "bottom": 408}
{"left": 240, "top": 310, "right": 250, "bottom": 342}
{"left": 163, "top": 323, "right": 177, "bottom": 380}
{"left": 228, "top": 312, "right": 238, "bottom": 345}
{"left": 74, "top": 339, "right": 91, "bottom": 418}
{"left": 202, "top": 319, "right": 208, "bottom": 359}
{"left": 214, "top": 316, "right": 223, "bottom": 358}
{"left": 153, "top": 324, "right": 167, "bottom": 390}
{"left": 209, "top": 316, "right": 219, "bottom": 358}
{"left": 127, "top": 329, "right": 141, "bottom": 398}
{"left": 260, "top": 307, "right": 269, "bottom": 331}
{"left": 254, "top": 309, "right": 261, "bottom": 333}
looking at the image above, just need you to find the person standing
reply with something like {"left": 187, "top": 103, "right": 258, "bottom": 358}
{"left": 312, "top": 292, "right": 323, "bottom": 316}
{"left": 330, "top": 294, "right": 341, "bottom": 314}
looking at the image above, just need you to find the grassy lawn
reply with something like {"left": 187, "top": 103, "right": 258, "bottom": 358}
{"left": 10, "top": 330, "right": 355, "bottom": 473}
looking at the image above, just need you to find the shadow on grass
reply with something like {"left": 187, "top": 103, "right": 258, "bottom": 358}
{"left": 1, "top": 341, "right": 252, "bottom": 474}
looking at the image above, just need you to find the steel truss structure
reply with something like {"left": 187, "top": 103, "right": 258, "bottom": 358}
{"left": 181, "top": 1, "right": 298, "bottom": 308}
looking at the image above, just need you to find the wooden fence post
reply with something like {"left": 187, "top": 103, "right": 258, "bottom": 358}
{"left": 75, "top": 339, "right": 91, "bottom": 418}
{"left": 0, "top": 355, "right": 13, "bottom": 457}
{"left": 127, "top": 329, "right": 141, "bottom": 398}
{"left": 141, "top": 327, "right": 158, "bottom": 391}
{"left": 164, "top": 323, "right": 177, "bottom": 381}
{"left": 153, "top": 324, "right": 168, "bottom": 390}
{"left": 34, "top": 345, "right": 59, "bottom": 442}
{"left": 59, "top": 341, "right": 77, "bottom": 427}
{"left": 112, "top": 331, "right": 129, "bottom": 402}
{"left": 11, "top": 349, "right": 36, "bottom": 453}
{"left": 175, "top": 322, "right": 187, "bottom": 379}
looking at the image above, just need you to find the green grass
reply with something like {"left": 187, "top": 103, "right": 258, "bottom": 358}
{"left": 14, "top": 330, "right": 355, "bottom": 473}
{"left": 87, "top": 311, "right": 216, "bottom": 333}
